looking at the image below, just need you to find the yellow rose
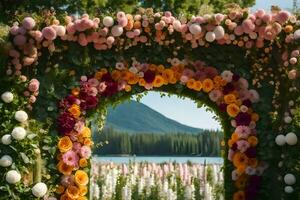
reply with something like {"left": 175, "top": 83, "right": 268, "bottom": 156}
{"left": 74, "top": 170, "right": 89, "bottom": 186}
{"left": 81, "top": 127, "right": 91, "bottom": 138}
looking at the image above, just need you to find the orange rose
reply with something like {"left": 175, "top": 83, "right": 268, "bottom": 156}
{"left": 79, "top": 158, "right": 88, "bottom": 168}
{"left": 60, "top": 193, "right": 71, "bottom": 200}
{"left": 202, "top": 79, "right": 214, "bottom": 92}
{"left": 193, "top": 81, "right": 202, "bottom": 91}
{"left": 233, "top": 152, "right": 249, "bottom": 168}
{"left": 56, "top": 185, "right": 65, "bottom": 194}
{"left": 162, "top": 69, "right": 174, "bottom": 82}
{"left": 81, "top": 127, "right": 91, "bottom": 138}
{"left": 121, "top": 71, "right": 130, "bottom": 80}
{"left": 68, "top": 104, "right": 81, "bottom": 118}
{"left": 233, "top": 191, "right": 245, "bottom": 200}
{"left": 79, "top": 185, "right": 88, "bottom": 196}
{"left": 213, "top": 75, "right": 223, "bottom": 84}
{"left": 251, "top": 113, "right": 260, "bottom": 122}
{"left": 111, "top": 70, "right": 121, "bottom": 81}
{"left": 153, "top": 75, "right": 164, "bottom": 87}
{"left": 169, "top": 77, "right": 178, "bottom": 84}
{"left": 235, "top": 174, "right": 248, "bottom": 189}
{"left": 139, "top": 78, "right": 146, "bottom": 86}
{"left": 186, "top": 78, "right": 196, "bottom": 89}
{"left": 157, "top": 64, "right": 165, "bottom": 72}
{"left": 127, "top": 73, "right": 139, "bottom": 85}
{"left": 71, "top": 88, "right": 80, "bottom": 96}
{"left": 57, "top": 161, "right": 73, "bottom": 175}
{"left": 58, "top": 136, "right": 73, "bottom": 153}
{"left": 248, "top": 136, "right": 258, "bottom": 146}
{"left": 227, "top": 103, "right": 240, "bottom": 117}
{"left": 94, "top": 71, "right": 103, "bottom": 80}
{"left": 125, "top": 85, "right": 131, "bottom": 92}
{"left": 237, "top": 165, "right": 246, "bottom": 174}
{"left": 66, "top": 185, "right": 80, "bottom": 199}
{"left": 231, "top": 132, "right": 239, "bottom": 142}
{"left": 75, "top": 170, "right": 89, "bottom": 186}
{"left": 224, "top": 94, "right": 237, "bottom": 104}
{"left": 228, "top": 139, "right": 234, "bottom": 147}
{"left": 84, "top": 138, "right": 93, "bottom": 146}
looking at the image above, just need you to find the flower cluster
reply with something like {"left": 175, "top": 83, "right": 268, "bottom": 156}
{"left": 56, "top": 90, "right": 94, "bottom": 198}
{"left": 90, "top": 161, "right": 223, "bottom": 200}
{"left": 56, "top": 60, "right": 262, "bottom": 199}
{"left": 6, "top": 9, "right": 300, "bottom": 79}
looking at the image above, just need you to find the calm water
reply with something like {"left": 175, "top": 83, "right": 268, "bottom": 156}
{"left": 93, "top": 156, "right": 223, "bottom": 164}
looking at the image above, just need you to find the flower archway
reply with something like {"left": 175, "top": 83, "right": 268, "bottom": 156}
{"left": 0, "top": 6, "right": 299, "bottom": 200}
{"left": 57, "top": 63, "right": 261, "bottom": 199}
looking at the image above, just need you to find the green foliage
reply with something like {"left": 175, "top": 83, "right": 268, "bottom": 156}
{"left": 206, "top": 166, "right": 214, "bottom": 185}
{"left": 212, "top": 183, "right": 225, "bottom": 200}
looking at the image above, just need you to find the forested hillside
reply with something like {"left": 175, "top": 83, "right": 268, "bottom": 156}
{"left": 94, "top": 127, "right": 223, "bottom": 156}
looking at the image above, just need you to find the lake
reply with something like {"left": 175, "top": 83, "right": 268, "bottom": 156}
{"left": 93, "top": 156, "right": 223, "bottom": 164}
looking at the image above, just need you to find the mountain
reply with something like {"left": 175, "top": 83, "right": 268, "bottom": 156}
{"left": 104, "top": 100, "right": 203, "bottom": 134}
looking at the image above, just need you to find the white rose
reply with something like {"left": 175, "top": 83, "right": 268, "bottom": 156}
{"left": 284, "top": 174, "right": 296, "bottom": 185}
{"left": 15, "top": 110, "right": 28, "bottom": 122}
{"left": 172, "top": 20, "right": 181, "bottom": 31}
{"left": 103, "top": 16, "right": 114, "bottom": 27}
{"left": 11, "top": 127, "right": 27, "bottom": 140}
{"left": 284, "top": 116, "right": 292, "bottom": 123}
{"left": 213, "top": 26, "right": 225, "bottom": 40}
{"left": 284, "top": 186, "right": 294, "bottom": 193}
{"left": 189, "top": 24, "right": 201, "bottom": 35}
{"left": 285, "top": 132, "right": 298, "bottom": 145}
{"left": 55, "top": 25, "right": 66, "bottom": 37}
{"left": 32, "top": 182, "right": 48, "bottom": 197}
{"left": 1, "top": 134, "right": 12, "bottom": 145}
{"left": 0, "top": 155, "right": 13, "bottom": 167}
{"left": 205, "top": 31, "right": 216, "bottom": 42}
{"left": 6, "top": 170, "right": 21, "bottom": 184}
{"left": 294, "top": 29, "right": 300, "bottom": 40}
{"left": 1, "top": 91, "right": 14, "bottom": 103}
{"left": 275, "top": 135, "right": 286, "bottom": 146}
{"left": 111, "top": 25, "right": 123, "bottom": 37}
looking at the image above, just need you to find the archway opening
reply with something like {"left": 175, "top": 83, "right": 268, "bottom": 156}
{"left": 90, "top": 91, "right": 225, "bottom": 199}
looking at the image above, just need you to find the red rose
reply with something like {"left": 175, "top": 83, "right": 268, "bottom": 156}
{"left": 57, "top": 112, "right": 76, "bottom": 134}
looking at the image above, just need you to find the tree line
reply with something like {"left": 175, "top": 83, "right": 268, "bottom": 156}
{"left": 93, "top": 127, "right": 223, "bottom": 156}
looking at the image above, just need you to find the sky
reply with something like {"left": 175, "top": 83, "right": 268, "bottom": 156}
{"left": 252, "top": 0, "right": 293, "bottom": 11}
{"left": 132, "top": 0, "right": 294, "bottom": 130}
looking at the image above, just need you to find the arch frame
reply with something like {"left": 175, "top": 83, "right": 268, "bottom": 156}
{"left": 0, "top": 7, "right": 299, "bottom": 200}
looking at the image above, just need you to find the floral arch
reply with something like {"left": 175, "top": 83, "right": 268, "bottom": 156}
{"left": 0, "top": 7, "right": 299, "bottom": 200}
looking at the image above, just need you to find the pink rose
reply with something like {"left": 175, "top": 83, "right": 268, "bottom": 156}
{"left": 29, "top": 95, "right": 36, "bottom": 103}
{"left": 10, "top": 26, "right": 19, "bottom": 35}
{"left": 13, "top": 35, "right": 26, "bottom": 46}
{"left": 42, "top": 26, "right": 57, "bottom": 40}
{"left": 72, "top": 142, "right": 82, "bottom": 154}
{"left": 80, "top": 145, "right": 91, "bottom": 158}
{"left": 22, "top": 17, "right": 36, "bottom": 30}
{"left": 28, "top": 79, "right": 40, "bottom": 92}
